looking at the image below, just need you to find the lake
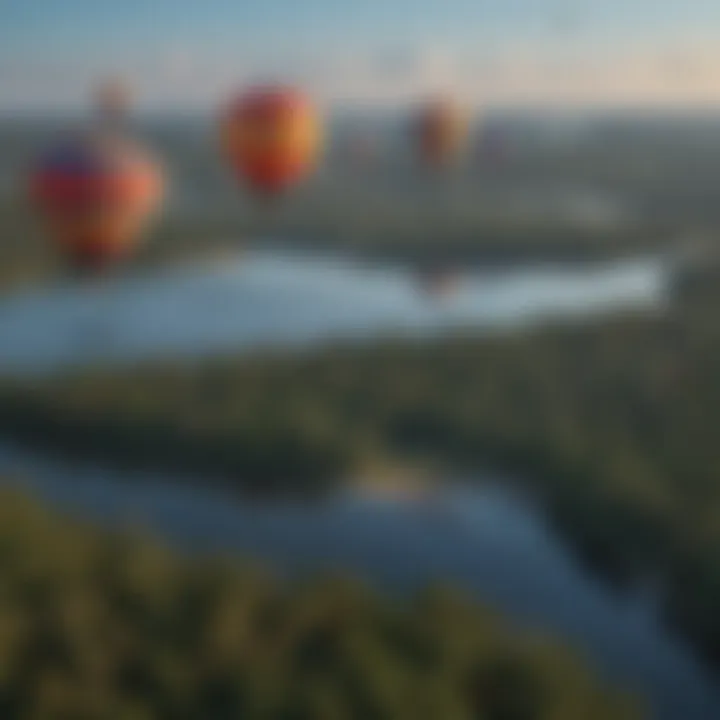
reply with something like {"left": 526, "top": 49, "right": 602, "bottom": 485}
{"left": 0, "top": 249, "right": 669, "bottom": 374}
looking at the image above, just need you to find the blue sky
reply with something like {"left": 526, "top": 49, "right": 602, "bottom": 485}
{"left": 3, "top": 1, "right": 720, "bottom": 111}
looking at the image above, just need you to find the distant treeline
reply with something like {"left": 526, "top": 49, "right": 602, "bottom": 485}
{"left": 0, "top": 487, "right": 639, "bottom": 719}
{"left": 2, "top": 276, "right": 720, "bottom": 671}
{"left": 0, "top": 184, "right": 684, "bottom": 296}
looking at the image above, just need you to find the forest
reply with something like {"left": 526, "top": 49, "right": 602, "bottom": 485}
{"left": 0, "top": 487, "right": 640, "bottom": 719}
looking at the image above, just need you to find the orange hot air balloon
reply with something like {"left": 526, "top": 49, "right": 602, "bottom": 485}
{"left": 413, "top": 97, "right": 469, "bottom": 170}
{"left": 30, "top": 131, "right": 164, "bottom": 273}
{"left": 221, "top": 85, "right": 321, "bottom": 197}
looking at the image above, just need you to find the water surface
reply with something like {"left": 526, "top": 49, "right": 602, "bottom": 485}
{"left": 0, "top": 250, "right": 669, "bottom": 374}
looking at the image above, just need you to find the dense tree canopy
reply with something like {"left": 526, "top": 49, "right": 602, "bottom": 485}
{"left": 0, "top": 488, "right": 639, "bottom": 719}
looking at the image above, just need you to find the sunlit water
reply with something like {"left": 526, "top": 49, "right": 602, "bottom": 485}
{"left": 0, "top": 442, "right": 716, "bottom": 720}
{"left": 0, "top": 249, "right": 669, "bottom": 374}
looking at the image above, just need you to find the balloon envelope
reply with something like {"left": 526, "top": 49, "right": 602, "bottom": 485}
{"left": 95, "top": 78, "right": 132, "bottom": 125}
{"left": 413, "top": 98, "right": 469, "bottom": 169}
{"left": 30, "top": 131, "right": 164, "bottom": 272}
{"left": 221, "top": 86, "right": 321, "bottom": 197}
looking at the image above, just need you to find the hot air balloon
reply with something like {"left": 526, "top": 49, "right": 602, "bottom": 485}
{"left": 30, "top": 131, "right": 164, "bottom": 273}
{"left": 220, "top": 85, "right": 321, "bottom": 198}
{"left": 94, "top": 77, "right": 132, "bottom": 128}
{"left": 413, "top": 97, "right": 469, "bottom": 170}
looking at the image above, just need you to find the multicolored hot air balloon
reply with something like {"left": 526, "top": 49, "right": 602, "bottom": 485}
{"left": 413, "top": 97, "right": 469, "bottom": 170}
{"left": 220, "top": 85, "right": 321, "bottom": 197}
{"left": 30, "top": 131, "right": 164, "bottom": 273}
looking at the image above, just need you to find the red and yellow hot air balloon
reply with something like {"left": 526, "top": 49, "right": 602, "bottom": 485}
{"left": 30, "top": 131, "right": 164, "bottom": 273}
{"left": 220, "top": 85, "right": 321, "bottom": 197}
{"left": 413, "top": 97, "right": 469, "bottom": 170}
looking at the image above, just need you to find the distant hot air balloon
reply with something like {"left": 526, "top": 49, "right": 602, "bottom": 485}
{"left": 413, "top": 97, "right": 469, "bottom": 170}
{"left": 30, "top": 131, "right": 164, "bottom": 273}
{"left": 220, "top": 85, "right": 322, "bottom": 198}
{"left": 94, "top": 77, "right": 132, "bottom": 127}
